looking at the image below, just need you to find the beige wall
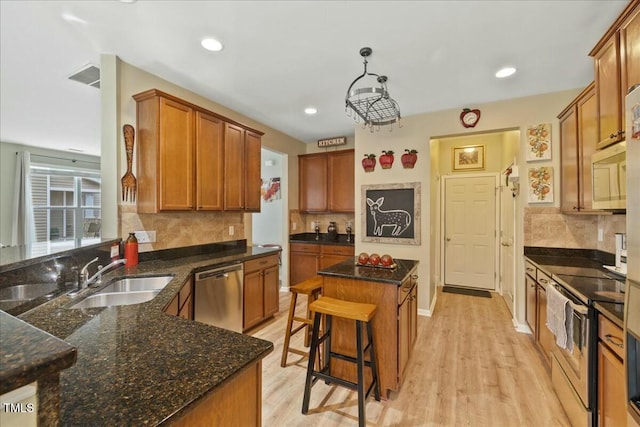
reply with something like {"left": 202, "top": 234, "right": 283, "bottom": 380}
{"left": 354, "top": 88, "right": 586, "bottom": 326}
{"left": 115, "top": 59, "right": 307, "bottom": 251}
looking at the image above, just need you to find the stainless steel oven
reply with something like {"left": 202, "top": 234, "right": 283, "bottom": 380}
{"left": 626, "top": 278, "right": 640, "bottom": 425}
{"left": 549, "top": 281, "right": 593, "bottom": 427}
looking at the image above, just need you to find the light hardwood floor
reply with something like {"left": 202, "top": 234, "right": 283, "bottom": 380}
{"left": 249, "top": 287, "right": 570, "bottom": 426}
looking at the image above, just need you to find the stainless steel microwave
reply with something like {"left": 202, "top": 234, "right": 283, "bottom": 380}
{"left": 592, "top": 141, "right": 626, "bottom": 210}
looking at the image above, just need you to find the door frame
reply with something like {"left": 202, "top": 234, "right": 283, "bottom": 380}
{"left": 440, "top": 173, "right": 500, "bottom": 291}
{"left": 499, "top": 179, "right": 517, "bottom": 314}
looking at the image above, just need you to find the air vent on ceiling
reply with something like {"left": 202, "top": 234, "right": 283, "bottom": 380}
{"left": 68, "top": 64, "right": 100, "bottom": 89}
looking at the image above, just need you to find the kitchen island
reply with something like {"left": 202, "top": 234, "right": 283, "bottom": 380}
{"left": 317, "top": 257, "right": 419, "bottom": 398}
{"left": 8, "top": 244, "right": 277, "bottom": 426}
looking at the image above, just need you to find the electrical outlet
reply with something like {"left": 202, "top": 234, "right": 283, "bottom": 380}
{"left": 135, "top": 230, "right": 156, "bottom": 243}
{"left": 229, "top": 226, "right": 234, "bottom": 236}
{"left": 292, "top": 222, "right": 297, "bottom": 231}
{"left": 598, "top": 227, "right": 604, "bottom": 242}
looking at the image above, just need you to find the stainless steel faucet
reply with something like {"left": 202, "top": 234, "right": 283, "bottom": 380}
{"left": 79, "top": 258, "right": 127, "bottom": 289}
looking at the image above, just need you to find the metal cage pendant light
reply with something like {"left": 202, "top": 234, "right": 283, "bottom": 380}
{"left": 345, "top": 47, "right": 401, "bottom": 130}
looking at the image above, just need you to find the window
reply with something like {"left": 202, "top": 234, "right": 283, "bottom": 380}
{"left": 30, "top": 165, "right": 101, "bottom": 242}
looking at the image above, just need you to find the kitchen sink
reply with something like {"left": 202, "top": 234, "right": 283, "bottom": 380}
{"left": 98, "top": 275, "right": 174, "bottom": 294}
{"left": 0, "top": 283, "right": 60, "bottom": 302}
{"left": 69, "top": 290, "right": 161, "bottom": 309}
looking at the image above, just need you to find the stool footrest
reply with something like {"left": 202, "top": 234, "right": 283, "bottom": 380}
{"left": 330, "top": 351, "right": 374, "bottom": 369}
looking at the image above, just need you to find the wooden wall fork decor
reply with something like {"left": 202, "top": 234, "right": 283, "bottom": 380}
{"left": 121, "top": 124, "right": 137, "bottom": 202}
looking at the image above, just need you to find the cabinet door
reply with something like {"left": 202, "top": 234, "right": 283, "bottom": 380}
{"left": 398, "top": 294, "right": 410, "bottom": 381}
{"left": 559, "top": 106, "right": 579, "bottom": 213}
{"left": 299, "top": 154, "right": 327, "bottom": 212}
{"left": 598, "top": 342, "right": 627, "bottom": 427}
{"left": 525, "top": 274, "right": 537, "bottom": 337}
{"left": 594, "top": 35, "right": 623, "bottom": 148}
{"left": 621, "top": 5, "right": 640, "bottom": 107}
{"left": 327, "top": 150, "right": 355, "bottom": 212}
{"left": 244, "top": 131, "right": 262, "bottom": 212}
{"left": 290, "top": 251, "right": 319, "bottom": 285}
{"left": 195, "top": 111, "right": 224, "bottom": 211}
{"left": 178, "top": 293, "right": 193, "bottom": 320}
{"left": 224, "top": 123, "right": 246, "bottom": 210}
{"left": 263, "top": 265, "right": 279, "bottom": 317}
{"left": 243, "top": 270, "right": 264, "bottom": 330}
{"left": 320, "top": 254, "right": 350, "bottom": 270}
{"left": 159, "top": 97, "right": 194, "bottom": 210}
{"left": 537, "top": 284, "right": 553, "bottom": 365}
{"left": 577, "top": 87, "right": 598, "bottom": 211}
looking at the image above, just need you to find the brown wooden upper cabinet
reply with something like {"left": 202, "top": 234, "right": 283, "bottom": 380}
{"left": 590, "top": 0, "right": 640, "bottom": 150}
{"left": 558, "top": 83, "right": 599, "bottom": 213}
{"left": 133, "top": 89, "right": 263, "bottom": 213}
{"left": 299, "top": 149, "right": 354, "bottom": 213}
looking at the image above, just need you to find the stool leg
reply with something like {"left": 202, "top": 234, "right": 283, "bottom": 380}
{"left": 355, "top": 320, "right": 366, "bottom": 427}
{"left": 280, "top": 292, "right": 298, "bottom": 367}
{"left": 323, "top": 314, "right": 332, "bottom": 384}
{"left": 302, "top": 311, "right": 321, "bottom": 414}
{"left": 367, "top": 321, "right": 381, "bottom": 401}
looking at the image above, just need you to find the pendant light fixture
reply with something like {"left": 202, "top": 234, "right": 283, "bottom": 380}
{"left": 345, "top": 47, "right": 401, "bottom": 130}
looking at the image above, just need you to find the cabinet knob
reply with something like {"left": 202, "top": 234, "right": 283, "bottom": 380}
{"left": 610, "top": 133, "right": 616, "bottom": 139}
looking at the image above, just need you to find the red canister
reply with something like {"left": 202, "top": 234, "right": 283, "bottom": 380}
{"left": 124, "top": 232, "right": 139, "bottom": 266}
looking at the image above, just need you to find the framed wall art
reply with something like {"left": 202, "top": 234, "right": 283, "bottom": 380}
{"left": 526, "top": 123, "right": 552, "bottom": 161}
{"left": 527, "top": 166, "right": 554, "bottom": 203}
{"left": 361, "top": 182, "right": 421, "bottom": 245}
{"left": 452, "top": 145, "right": 485, "bottom": 171}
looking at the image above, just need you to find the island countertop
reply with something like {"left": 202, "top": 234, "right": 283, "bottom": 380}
{"left": 13, "top": 245, "right": 277, "bottom": 426}
{"left": 317, "top": 256, "right": 419, "bottom": 285}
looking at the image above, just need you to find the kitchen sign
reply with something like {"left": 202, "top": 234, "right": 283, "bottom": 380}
{"left": 317, "top": 136, "right": 347, "bottom": 147}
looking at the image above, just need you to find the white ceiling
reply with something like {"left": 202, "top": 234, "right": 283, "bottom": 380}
{"left": 0, "top": 0, "right": 629, "bottom": 157}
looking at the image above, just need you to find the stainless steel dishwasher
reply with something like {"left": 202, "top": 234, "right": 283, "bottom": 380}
{"left": 194, "top": 263, "right": 244, "bottom": 333}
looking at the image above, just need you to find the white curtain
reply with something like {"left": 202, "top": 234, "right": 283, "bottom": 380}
{"left": 11, "top": 151, "right": 35, "bottom": 245}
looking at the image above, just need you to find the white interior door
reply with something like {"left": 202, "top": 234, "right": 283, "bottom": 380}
{"left": 444, "top": 175, "right": 497, "bottom": 290}
{"left": 500, "top": 182, "right": 516, "bottom": 314}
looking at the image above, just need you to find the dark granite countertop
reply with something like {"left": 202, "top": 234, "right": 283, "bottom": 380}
{"left": 0, "top": 311, "right": 77, "bottom": 394}
{"left": 594, "top": 301, "right": 625, "bottom": 328}
{"left": 317, "top": 256, "right": 418, "bottom": 285}
{"left": 290, "top": 232, "right": 355, "bottom": 246}
{"left": 14, "top": 245, "right": 277, "bottom": 426}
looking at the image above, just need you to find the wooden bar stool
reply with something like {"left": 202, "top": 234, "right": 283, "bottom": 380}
{"left": 301, "top": 296, "right": 380, "bottom": 427}
{"left": 280, "top": 276, "right": 323, "bottom": 368}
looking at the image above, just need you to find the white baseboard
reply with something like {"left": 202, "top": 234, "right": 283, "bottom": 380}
{"left": 419, "top": 289, "right": 438, "bottom": 317}
{"left": 513, "top": 318, "right": 532, "bottom": 334}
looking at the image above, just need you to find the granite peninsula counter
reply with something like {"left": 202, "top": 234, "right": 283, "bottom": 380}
{"left": 7, "top": 245, "right": 277, "bottom": 426}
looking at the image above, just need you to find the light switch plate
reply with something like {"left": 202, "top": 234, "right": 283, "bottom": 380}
{"left": 229, "top": 226, "right": 234, "bottom": 236}
{"left": 135, "top": 230, "right": 156, "bottom": 243}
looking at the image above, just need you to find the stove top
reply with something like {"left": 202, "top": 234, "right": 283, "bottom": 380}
{"left": 541, "top": 264, "right": 613, "bottom": 279}
{"left": 554, "top": 274, "right": 626, "bottom": 304}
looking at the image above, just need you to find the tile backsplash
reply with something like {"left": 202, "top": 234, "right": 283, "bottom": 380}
{"left": 120, "top": 205, "right": 245, "bottom": 252}
{"left": 289, "top": 211, "right": 355, "bottom": 235}
{"left": 524, "top": 207, "right": 626, "bottom": 253}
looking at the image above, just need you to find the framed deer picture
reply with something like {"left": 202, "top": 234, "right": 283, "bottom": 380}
{"left": 361, "top": 182, "right": 421, "bottom": 245}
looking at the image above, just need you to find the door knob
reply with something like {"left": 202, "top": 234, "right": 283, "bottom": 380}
{"left": 446, "top": 237, "right": 451, "bottom": 242}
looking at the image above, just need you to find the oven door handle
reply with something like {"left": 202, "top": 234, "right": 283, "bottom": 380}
{"left": 551, "top": 283, "right": 589, "bottom": 315}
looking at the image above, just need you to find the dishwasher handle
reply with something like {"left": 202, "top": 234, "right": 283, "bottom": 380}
{"left": 196, "top": 263, "right": 243, "bottom": 281}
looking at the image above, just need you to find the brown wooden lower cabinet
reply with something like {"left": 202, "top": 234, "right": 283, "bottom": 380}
{"left": 597, "top": 314, "right": 626, "bottom": 427}
{"left": 321, "top": 269, "right": 418, "bottom": 398}
{"left": 290, "top": 242, "right": 354, "bottom": 285}
{"left": 243, "top": 254, "right": 280, "bottom": 331}
{"left": 164, "top": 276, "right": 193, "bottom": 319}
{"left": 171, "top": 360, "right": 262, "bottom": 427}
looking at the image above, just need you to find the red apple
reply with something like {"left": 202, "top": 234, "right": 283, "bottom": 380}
{"left": 380, "top": 254, "right": 393, "bottom": 267}
{"left": 358, "top": 252, "right": 369, "bottom": 265}
{"left": 369, "top": 253, "right": 381, "bottom": 266}
{"left": 379, "top": 150, "right": 394, "bottom": 169}
{"left": 362, "top": 154, "right": 376, "bottom": 172}
{"left": 401, "top": 149, "right": 418, "bottom": 169}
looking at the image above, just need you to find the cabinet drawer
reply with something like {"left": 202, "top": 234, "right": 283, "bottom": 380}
{"left": 536, "top": 269, "right": 553, "bottom": 290}
{"left": 290, "top": 243, "right": 321, "bottom": 254}
{"left": 525, "top": 260, "right": 536, "bottom": 278}
{"left": 321, "top": 245, "right": 354, "bottom": 256}
{"left": 245, "top": 254, "right": 279, "bottom": 273}
{"left": 599, "top": 314, "right": 624, "bottom": 360}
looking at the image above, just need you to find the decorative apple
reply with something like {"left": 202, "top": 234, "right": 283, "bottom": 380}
{"left": 380, "top": 254, "right": 393, "bottom": 267}
{"left": 401, "top": 149, "right": 418, "bottom": 169}
{"left": 362, "top": 154, "right": 376, "bottom": 172}
{"left": 379, "top": 150, "right": 394, "bottom": 169}
{"left": 369, "top": 253, "right": 381, "bottom": 266}
{"left": 358, "top": 252, "right": 370, "bottom": 265}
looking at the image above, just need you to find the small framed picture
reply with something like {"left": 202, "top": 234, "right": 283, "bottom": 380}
{"left": 452, "top": 145, "right": 485, "bottom": 171}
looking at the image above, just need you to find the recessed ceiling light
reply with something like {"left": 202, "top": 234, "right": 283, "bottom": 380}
{"left": 304, "top": 107, "right": 317, "bottom": 115}
{"left": 61, "top": 13, "right": 86, "bottom": 24}
{"left": 495, "top": 67, "right": 516, "bottom": 78}
{"left": 120, "top": 0, "right": 138, "bottom": 3}
{"left": 201, "top": 38, "right": 223, "bottom": 52}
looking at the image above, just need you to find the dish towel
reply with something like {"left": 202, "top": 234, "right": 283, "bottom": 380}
{"left": 546, "top": 284, "right": 574, "bottom": 352}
